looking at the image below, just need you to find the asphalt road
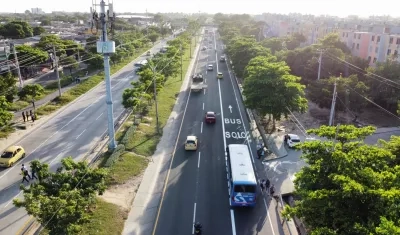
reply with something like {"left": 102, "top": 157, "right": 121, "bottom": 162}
{"left": 154, "top": 28, "right": 284, "bottom": 235}
{"left": 0, "top": 38, "right": 173, "bottom": 235}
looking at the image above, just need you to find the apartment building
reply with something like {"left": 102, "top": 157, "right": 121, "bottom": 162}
{"left": 339, "top": 26, "right": 400, "bottom": 66}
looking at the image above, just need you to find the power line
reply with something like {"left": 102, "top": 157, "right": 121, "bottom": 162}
{"left": 325, "top": 52, "right": 400, "bottom": 87}
{"left": 39, "top": 33, "right": 187, "bottom": 232}
{"left": 345, "top": 85, "right": 400, "bottom": 122}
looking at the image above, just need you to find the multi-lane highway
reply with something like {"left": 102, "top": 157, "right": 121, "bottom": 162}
{"left": 0, "top": 38, "right": 173, "bottom": 235}
{"left": 154, "top": 28, "right": 284, "bottom": 235}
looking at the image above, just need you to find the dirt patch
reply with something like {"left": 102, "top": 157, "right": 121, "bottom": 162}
{"left": 100, "top": 172, "right": 144, "bottom": 211}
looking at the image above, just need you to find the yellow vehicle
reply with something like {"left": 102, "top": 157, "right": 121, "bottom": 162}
{"left": 217, "top": 72, "right": 223, "bottom": 79}
{"left": 185, "top": 136, "right": 198, "bottom": 151}
{"left": 0, "top": 146, "right": 25, "bottom": 167}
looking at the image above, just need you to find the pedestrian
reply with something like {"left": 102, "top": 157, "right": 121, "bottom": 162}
{"left": 25, "top": 110, "right": 30, "bottom": 121}
{"left": 260, "top": 179, "right": 266, "bottom": 192}
{"left": 21, "top": 168, "right": 30, "bottom": 183}
{"left": 31, "top": 167, "right": 38, "bottom": 180}
{"left": 32, "top": 99, "right": 35, "bottom": 110}
{"left": 265, "top": 178, "right": 270, "bottom": 190}
{"left": 270, "top": 184, "right": 275, "bottom": 196}
{"left": 21, "top": 164, "right": 32, "bottom": 180}
{"left": 22, "top": 112, "right": 26, "bottom": 122}
{"left": 30, "top": 110, "right": 34, "bottom": 122}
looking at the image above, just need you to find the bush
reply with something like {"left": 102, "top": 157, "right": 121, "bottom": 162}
{"left": 104, "top": 144, "right": 125, "bottom": 167}
{"left": 120, "top": 125, "right": 137, "bottom": 145}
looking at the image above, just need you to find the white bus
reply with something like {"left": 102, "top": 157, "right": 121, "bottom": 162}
{"left": 227, "top": 144, "right": 257, "bottom": 207}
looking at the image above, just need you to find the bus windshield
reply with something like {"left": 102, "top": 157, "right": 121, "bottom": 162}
{"left": 234, "top": 185, "right": 256, "bottom": 193}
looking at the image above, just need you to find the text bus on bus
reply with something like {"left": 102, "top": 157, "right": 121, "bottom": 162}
{"left": 227, "top": 144, "right": 257, "bottom": 207}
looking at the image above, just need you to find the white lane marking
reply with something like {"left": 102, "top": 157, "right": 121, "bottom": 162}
{"left": 230, "top": 210, "right": 237, "bottom": 235}
{"left": 4, "top": 191, "right": 22, "bottom": 208}
{"left": 200, "top": 122, "right": 203, "bottom": 134}
{"left": 96, "top": 112, "right": 104, "bottom": 120}
{"left": 204, "top": 78, "right": 207, "bottom": 84}
{"left": 203, "top": 89, "right": 205, "bottom": 95}
{"left": 198, "top": 152, "right": 201, "bottom": 168}
{"left": 202, "top": 103, "right": 204, "bottom": 110}
{"left": 206, "top": 70, "right": 208, "bottom": 75}
{"left": 76, "top": 129, "right": 86, "bottom": 140}
{"left": 223, "top": 43, "right": 277, "bottom": 234}
{"left": 217, "top": 80, "right": 226, "bottom": 150}
{"left": 263, "top": 198, "right": 276, "bottom": 235}
{"left": 192, "top": 203, "right": 197, "bottom": 234}
{"left": 49, "top": 152, "right": 63, "bottom": 165}
{"left": 0, "top": 96, "right": 102, "bottom": 180}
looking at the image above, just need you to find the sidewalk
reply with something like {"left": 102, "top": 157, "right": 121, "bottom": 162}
{"left": 11, "top": 70, "right": 98, "bottom": 123}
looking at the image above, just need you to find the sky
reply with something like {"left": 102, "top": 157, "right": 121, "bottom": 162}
{"left": 2, "top": 0, "right": 399, "bottom": 18}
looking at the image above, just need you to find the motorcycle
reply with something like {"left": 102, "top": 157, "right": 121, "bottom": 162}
{"left": 194, "top": 222, "right": 202, "bottom": 234}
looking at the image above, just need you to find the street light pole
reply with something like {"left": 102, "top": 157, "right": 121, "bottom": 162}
{"left": 180, "top": 43, "right": 183, "bottom": 81}
{"left": 10, "top": 42, "right": 23, "bottom": 89}
{"left": 152, "top": 67, "right": 160, "bottom": 134}
{"left": 95, "top": 0, "right": 117, "bottom": 150}
{"left": 53, "top": 44, "right": 61, "bottom": 97}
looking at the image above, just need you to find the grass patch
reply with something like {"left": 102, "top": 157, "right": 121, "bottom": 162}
{"left": 78, "top": 198, "right": 128, "bottom": 235}
{"left": 107, "top": 152, "right": 148, "bottom": 185}
{"left": 125, "top": 38, "right": 196, "bottom": 156}
{"left": 115, "top": 121, "right": 134, "bottom": 142}
{"left": 35, "top": 48, "right": 149, "bottom": 117}
{"left": 0, "top": 125, "right": 16, "bottom": 139}
{"left": 8, "top": 100, "right": 29, "bottom": 111}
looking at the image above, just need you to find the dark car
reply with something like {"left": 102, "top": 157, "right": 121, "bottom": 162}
{"left": 205, "top": 111, "right": 216, "bottom": 123}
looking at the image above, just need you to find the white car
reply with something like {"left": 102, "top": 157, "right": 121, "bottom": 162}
{"left": 285, "top": 134, "right": 301, "bottom": 148}
{"left": 207, "top": 65, "right": 213, "bottom": 71}
{"left": 185, "top": 136, "right": 198, "bottom": 151}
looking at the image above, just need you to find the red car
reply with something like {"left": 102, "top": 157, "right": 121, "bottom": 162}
{"left": 205, "top": 111, "right": 216, "bottom": 123}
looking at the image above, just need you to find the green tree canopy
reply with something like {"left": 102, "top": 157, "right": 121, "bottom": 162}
{"left": 148, "top": 32, "right": 160, "bottom": 44}
{"left": 226, "top": 36, "right": 272, "bottom": 78}
{"left": 18, "top": 83, "right": 45, "bottom": 100}
{"left": 33, "top": 26, "right": 46, "bottom": 36}
{"left": 308, "top": 74, "right": 369, "bottom": 113}
{"left": 14, "top": 157, "right": 107, "bottom": 235}
{"left": 242, "top": 56, "right": 307, "bottom": 120}
{"left": 284, "top": 125, "right": 400, "bottom": 235}
{"left": 0, "top": 96, "right": 13, "bottom": 127}
{"left": 0, "top": 21, "right": 33, "bottom": 39}
{"left": 0, "top": 72, "right": 17, "bottom": 102}
{"left": 8, "top": 45, "right": 48, "bottom": 67}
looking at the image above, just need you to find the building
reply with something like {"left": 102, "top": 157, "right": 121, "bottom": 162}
{"left": 31, "top": 8, "right": 45, "bottom": 14}
{"left": 339, "top": 26, "right": 400, "bottom": 66}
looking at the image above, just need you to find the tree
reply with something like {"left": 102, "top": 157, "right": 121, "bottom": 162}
{"left": 0, "top": 96, "right": 13, "bottom": 127}
{"left": 226, "top": 36, "right": 272, "bottom": 78}
{"left": 261, "top": 37, "right": 284, "bottom": 54}
{"left": 284, "top": 33, "right": 307, "bottom": 50}
{"left": 366, "top": 60, "right": 400, "bottom": 113}
{"left": 283, "top": 125, "right": 400, "bottom": 235}
{"left": 33, "top": 26, "right": 45, "bottom": 36}
{"left": 18, "top": 84, "right": 45, "bottom": 100}
{"left": 60, "top": 56, "right": 79, "bottom": 73}
{"left": 37, "top": 35, "right": 67, "bottom": 56}
{"left": 0, "top": 72, "right": 17, "bottom": 102}
{"left": 0, "top": 22, "right": 25, "bottom": 39}
{"left": 86, "top": 54, "right": 104, "bottom": 70}
{"left": 148, "top": 32, "right": 160, "bottom": 44}
{"left": 40, "top": 19, "right": 51, "bottom": 26}
{"left": 243, "top": 56, "right": 307, "bottom": 123}
{"left": 307, "top": 74, "right": 369, "bottom": 113}
{"left": 8, "top": 45, "right": 48, "bottom": 68}
{"left": 14, "top": 157, "right": 107, "bottom": 235}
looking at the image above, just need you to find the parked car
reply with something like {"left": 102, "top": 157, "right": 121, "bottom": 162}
{"left": 284, "top": 134, "right": 301, "bottom": 148}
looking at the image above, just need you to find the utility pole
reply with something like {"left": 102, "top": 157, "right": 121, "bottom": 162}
{"left": 329, "top": 74, "right": 340, "bottom": 126}
{"left": 53, "top": 44, "right": 61, "bottom": 97}
{"left": 317, "top": 49, "right": 323, "bottom": 80}
{"left": 10, "top": 42, "right": 23, "bottom": 89}
{"left": 180, "top": 43, "right": 183, "bottom": 81}
{"left": 189, "top": 35, "right": 192, "bottom": 59}
{"left": 152, "top": 67, "right": 160, "bottom": 134}
{"left": 94, "top": 0, "right": 117, "bottom": 150}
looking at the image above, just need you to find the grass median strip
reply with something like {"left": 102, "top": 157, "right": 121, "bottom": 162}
{"left": 78, "top": 37, "right": 198, "bottom": 233}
